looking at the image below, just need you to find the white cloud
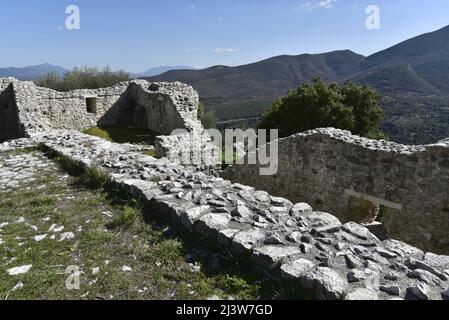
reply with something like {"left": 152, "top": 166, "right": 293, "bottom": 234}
{"left": 212, "top": 48, "right": 239, "bottom": 54}
{"left": 316, "top": 0, "right": 337, "bottom": 9}
{"left": 292, "top": 0, "right": 337, "bottom": 12}
{"left": 185, "top": 48, "right": 199, "bottom": 53}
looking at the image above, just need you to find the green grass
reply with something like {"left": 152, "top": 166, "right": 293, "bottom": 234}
{"left": 106, "top": 207, "right": 138, "bottom": 230}
{"left": 142, "top": 149, "right": 157, "bottom": 158}
{"left": 82, "top": 127, "right": 159, "bottom": 159}
{"left": 0, "top": 150, "right": 277, "bottom": 300}
{"left": 83, "top": 127, "right": 112, "bottom": 140}
{"left": 82, "top": 127, "right": 158, "bottom": 145}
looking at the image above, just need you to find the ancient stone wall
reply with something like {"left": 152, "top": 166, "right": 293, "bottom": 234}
{"left": 0, "top": 78, "right": 218, "bottom": 167}
{"left": 2, "top": 130, "right": 449, "bottom": 300}
{"left": 9, "top": 79, "right": 130, "bottom": 135}
{"left": 97, "top": 82, "right": 200, "bottom": 134}
{"left": 3, "top": 78, "right": 448, "bottom": 299}
{"left": 223, "top": 128, "right": 449, "bottom": 255}
{"left": 0, "top": 78, "right": 204, "bottom": 138}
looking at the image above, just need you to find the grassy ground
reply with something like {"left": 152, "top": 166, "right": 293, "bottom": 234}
{"left": 0, "top": 150, "right": 276, "bottom": 300}
{"left": 82, "top": 127, "right": 158, "bottom": 146}
{"left": 82, "top": 127, "right": 158, "bottom": 158}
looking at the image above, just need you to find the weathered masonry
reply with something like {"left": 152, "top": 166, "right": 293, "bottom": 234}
{"left": 0, "top": 78, "right": 216, "bottom": 166}
{"left": 2, "top": 131, "right": 449, "bottom": 300}
{"left": 1, "top": 78, "right": 449, "bottom": 300}
{"left": 223, "top": 128, "right": 449, "bottom": 255}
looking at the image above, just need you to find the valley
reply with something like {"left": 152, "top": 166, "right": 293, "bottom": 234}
{"left": 146, "top": 25, "right": 449, "bottom": 144}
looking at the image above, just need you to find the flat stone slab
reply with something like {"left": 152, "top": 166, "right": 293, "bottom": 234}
{"left": 298, "top": 267, "right": 348, "bottom": 300}
{"left": 252, "top": 246, "right": 302, "bottom": 270}
{"left": 280, "top": 258, "right": 315, "bottom": 280}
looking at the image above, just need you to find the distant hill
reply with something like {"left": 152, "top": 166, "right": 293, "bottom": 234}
{"left": 0, "top": 63, "right": 67, "bottom": 80}
{"left": 145, "top": 25, "right": 449, "bottom": 144}
{"left": 354, "top": 24, "right": 449, "bottom": 95}
{"left": 0, "top": 64, "right": 200, "bottom": 81}
{"left": 355, "top": 25, "right": 449, "bottom": 144}
{"left": 130, "top": 66, "right": 200, "bottom": 78}
{"left": 145, "top": 50, "right": 364, "bottom": 107}
{"left": 352, "top": 64, "right": 440, "bottom": 95}
{"left": 3, "top": 25, "right": 449, "bottom": 144}
{"left": 361, "top": 25, "right": 449, "bottom": 69}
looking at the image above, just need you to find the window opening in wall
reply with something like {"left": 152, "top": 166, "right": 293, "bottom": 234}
{"left": 86, "top": 97, "right": 97, "bottom": 114}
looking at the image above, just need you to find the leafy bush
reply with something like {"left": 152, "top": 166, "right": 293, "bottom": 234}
{"left": 35, "top": 66, "right": 129, "bottom": 91}
{"left": 258, "top": 78, "right": 386, "bottom": 139}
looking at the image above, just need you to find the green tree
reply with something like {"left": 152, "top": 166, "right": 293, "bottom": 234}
{"left": 258, "top": 78, "right": 386, "bottom": 139}
{"left": 197, "top": 102, "right": 218, "bottom": 129}
{"left": 341, "top": 81, "right": 385, "bottom": 139}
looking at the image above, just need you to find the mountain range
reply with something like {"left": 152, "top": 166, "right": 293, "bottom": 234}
{"left": 0, "top": 64, "right": 199, "bottom": 81}
{"left": 145, "top": 25, "right": 449, "bottom": 145}
{"left": 147, "top": 50, "right": 364, "bottom": 107}
{"left": 130, "top": 66, "right": 201, "bottom": 78}
{"left": 2, "top": 25, "right": 449, "bottom": 144}
{"left": 0, "top": 63, "right": 68, "bottom": 81}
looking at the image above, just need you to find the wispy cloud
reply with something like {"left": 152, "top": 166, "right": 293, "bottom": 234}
{"left": 316, "top": 0, "right": 337, "bottom": 9}
{"left": 212, "top": 48, "right": 239, "bottom": 54}
{"left": 292, "top": 0, "right": 337, "bottom": 12}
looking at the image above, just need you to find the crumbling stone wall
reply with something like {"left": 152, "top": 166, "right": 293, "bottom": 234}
{"left": 10, "top": 79, "right": 130, "bottom": 135}
{"left": 0, "top": 78, "right": 217, "bottom": 167}
{"left": 223, "top": 128, "right": 449, "bottom": 255}
{"left": 3, "top": 130, "right": 449, "bottom": 300}
{"left": 0, "top": 78, "right": 137, "bottom": 139}
{"left": 98, "top": 81, "right": 200, "bottom": 134}
{"left": 0, "top": 78, "right": 203, "bottom": 139}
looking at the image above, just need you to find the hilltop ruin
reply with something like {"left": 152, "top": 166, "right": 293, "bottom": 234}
{"left": 1, "top": 78, "right": 448, "bottom": 300}
{"left": 0, "top": 78, "right": 216, "bottom": 165}
{"left": 224, "top": 128, "right": 449, "bottom": 255}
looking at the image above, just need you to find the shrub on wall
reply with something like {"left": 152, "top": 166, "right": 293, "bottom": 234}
{"left": 35, "top": 66, "right": 129, "bottom": 91}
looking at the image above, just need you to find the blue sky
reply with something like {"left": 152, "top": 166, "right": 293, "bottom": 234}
{"left": 0, "top": 0, "right": 448, "bottom": 72}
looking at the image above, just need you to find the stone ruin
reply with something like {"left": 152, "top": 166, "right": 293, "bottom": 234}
{"left": 0, "top": 77, "right": 217, "bottom": 165}
{"left": 1, "top": 78, "right": 449, "bottom": 300}
{"left": 223, "top": 128, "right": 449, "bottom": 255}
